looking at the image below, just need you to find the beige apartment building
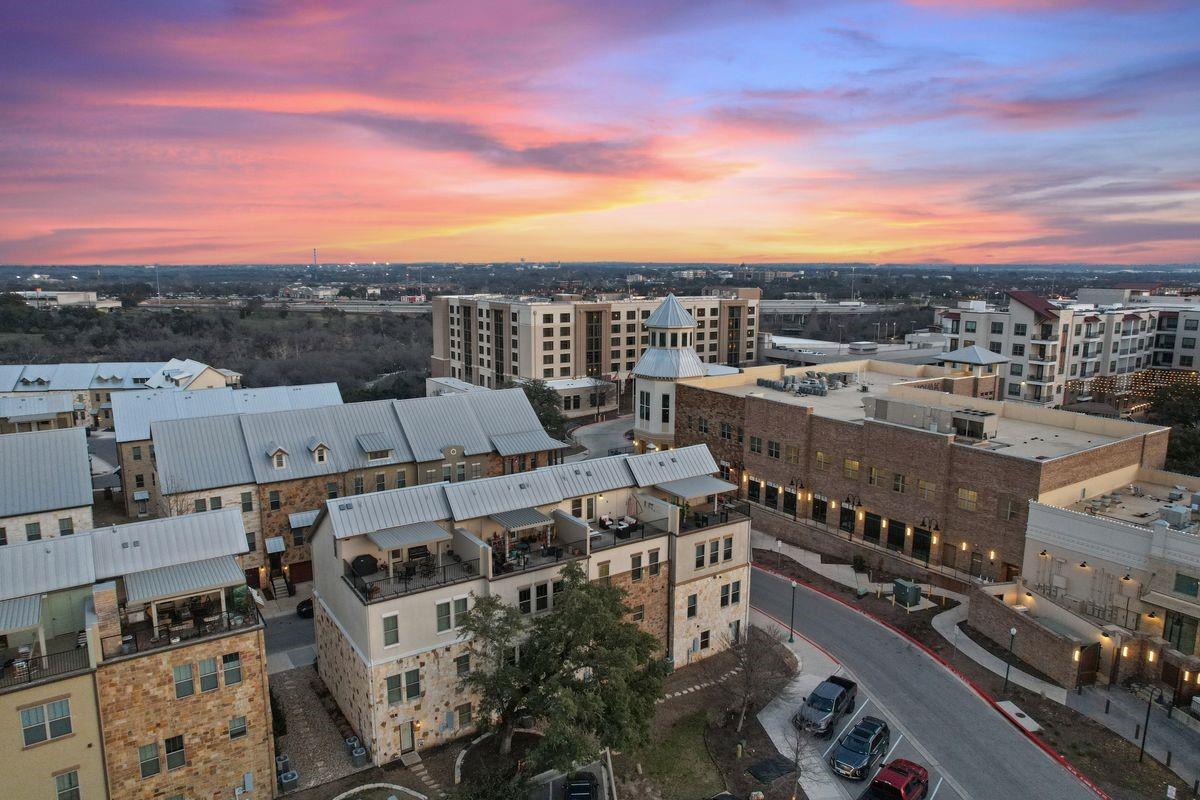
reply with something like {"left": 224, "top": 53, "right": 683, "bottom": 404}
{"left": 0, "top": 509, "right": 273, "bottom": 800}
{"left": 152, "top": 390, "right": 566, "bottom": 594}
{"left": 309, "top": 444, "right": 750, "bottom": 761}
{"left": 426, "top": 375, "right": 620, "bottom": 421}
{"left": 0, "top": 359, "right": 241, "bottom": 429}
{"left": 0, "top": 395, "right": 78, "bottom": 433}
{"left": 0, "top": 427, "right": 94, "bottom": 547}
{"left": 112, "top": 383, "right": 343, "bottom": 518}
{"left": 430, "top": 289, "right": 760, "bottom": 390}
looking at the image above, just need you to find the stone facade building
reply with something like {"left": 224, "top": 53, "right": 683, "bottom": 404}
{"left": 309, "top": 444, "right": 750, "bottom": 762}
{"left": 0, "top": 427, "right": 94, "bottom": 547}
{"left": 0, "top": 395, "right": 78, "bottom": 434}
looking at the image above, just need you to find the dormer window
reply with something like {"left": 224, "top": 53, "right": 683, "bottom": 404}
{"left": 314, "top": 446, "right": 328, "bottom": 464}
{"left": 273, "top": 452, "right": 287, "bottom": 469}
{"left": 366, "top": 449, "right": 390, "bottom": 461}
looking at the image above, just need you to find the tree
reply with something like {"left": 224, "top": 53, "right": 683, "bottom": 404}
{"left": 452, "top": 772, "right": 529, "bottom": 800}
{"left": 457, "top": 562, "right": 667, "bottom": 773}
{"left": 1148, "top": 381, "right": 1200, "bottom": 427}
{"left": 1166, "top": 425, "right": 1200, "bottom": 475}
{"left": 505, "top": 378, "right": 566, "bottom": 439}
{"left": 704, "top": 625, "right": 795, "bottom": 732}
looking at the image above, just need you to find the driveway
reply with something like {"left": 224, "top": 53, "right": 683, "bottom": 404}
{"left": 565, "top": 414, "right": 633, "bottom": 462}
{"left": 264, "top": 604, "right": 317, "bottom": 674}
{"left": 751, "top": 567, "right": 1099, "bottom": 800}
{"left": 88, "top": 429, "right": 121, "bottom": 490}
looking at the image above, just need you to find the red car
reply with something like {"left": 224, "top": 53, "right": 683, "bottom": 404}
{"left": 856, "top": 759, "right": 929, "bottom": 800}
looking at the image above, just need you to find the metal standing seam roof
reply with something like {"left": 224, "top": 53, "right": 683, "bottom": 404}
{"left": 355, "top": 432, "right": 392, "bottom": 454}
{"left": 655, "top": 475, "right": 738, "bottom": 499}
{"left": 443, "top": 470, "right": 564, "bottom": 521}
{"left": 289, "top": 509, "right": 320, "bottom": 529}
{"left": 645, "top": 294, "right": 697, "bottom": 328}
{"left": 0, "top": 594, "right": 43, "bottom": 633}
{"left": 90, "top": 507, "right": 249, "bottom": 578}
{"left": 490, "top": 507, "right": 555, "bottom": 531}
{"left": 490, "top": 430, "right": 569, "bottom": 457}
{"left": 0, "top": 394, "right": 75, "bottom": 421}
{"left": 326, "top": 483, "right": 453, "bottom": 540}
{"left": 367, "top": 521, "right": 452, "bottom": 550}
{"left": 626, "top": 445, "right": 719, "bottom": 487}
{"left": 123, "top": 555, "right": 245, "bottom": 604}
{"left": 939, "top": 344, "right": 1010, "bottom": 366}
{"left": 0, "top": 535, "right": 97, "bottom": 602}
{"left": 0, "top": 427, "right": 93, "bottom": 518}
{"left": 153, "top": 413, "right": 255, "bottom": 495}
{"left": 265, "top": 537, "right": 287, "bottom": 554}
{"left": 392, "top": 393, "right": 492, "bottom": 462}
{"left": 546, "top": 458, "right": 637, "bottom": 497}
{"left": 0, "top": 364, "right": 25, "bottom": 392}
{"left": 632, "top": 347, "right": 708, "bottom": 379}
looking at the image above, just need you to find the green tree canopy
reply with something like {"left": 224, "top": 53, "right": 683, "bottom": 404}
{"left": 505, "top": 378, "right": 567, "bottom": 439}
{"left": 1149, "top": 381, "right": 1200, "bottom": 427}
{"left": 457, "top": 561, "right": 667, "bottom": 774}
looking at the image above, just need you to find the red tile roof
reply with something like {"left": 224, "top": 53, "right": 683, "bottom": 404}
{"left": 1006, "top": 290, "right": 1058, "bottom": 320}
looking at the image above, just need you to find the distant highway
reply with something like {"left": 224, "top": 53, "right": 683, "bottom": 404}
{"left": 139, "top": 298, "right": 431, "bottom": 315}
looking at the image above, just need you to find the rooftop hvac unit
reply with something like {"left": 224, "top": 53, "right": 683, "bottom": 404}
{"left": 1160, "top": 505, "right": 1191, "bottom": 528}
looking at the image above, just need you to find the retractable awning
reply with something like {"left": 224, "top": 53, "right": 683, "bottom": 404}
{"left": 367, "top": 521, "right": 451, "bottom": 550}
{"left": 655, "top": 475, "right": 737, "bottom": 500}
{"left": 490, "top": 507, "right": 554, "bottom": 531}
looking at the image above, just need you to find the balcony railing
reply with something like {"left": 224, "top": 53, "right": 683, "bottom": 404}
{"left": 103, "top": 609, "right": 262, "bottom": 658}
{"left": 492, "top": 547, "right": 583, "bottom": 579}
{"left": 590, "top": 519, "right": 669, "bottom": 552}
{"left": 0, "top": 647, "right": 91, "bottom": 692}
{"left": 344, "top": 557, "right": 480, "bottom": 603}
{"left": 680, "top": 501, "right": 750, "bottom": 533}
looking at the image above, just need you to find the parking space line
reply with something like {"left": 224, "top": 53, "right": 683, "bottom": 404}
{"left": 822, "top": 699, "right": 872, "bottom": 759}
{"left": 928, "top": 776, "right": 944, "bottom": 799}
{"left": 882, "top": 733, "right": 905, "bottom": 763}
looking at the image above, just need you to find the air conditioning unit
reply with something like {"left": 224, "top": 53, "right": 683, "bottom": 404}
{"left": 1160, "top": 505, "right": 1191, "bottom": 528}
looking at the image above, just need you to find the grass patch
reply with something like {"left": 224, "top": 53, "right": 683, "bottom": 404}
{"left": 618, "top": 711, "right": 724, "bottom": 800}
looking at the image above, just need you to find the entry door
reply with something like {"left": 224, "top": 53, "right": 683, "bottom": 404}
{"left": 941, "top": 542, "right": 957, "bottom": 570}
{"left": 400, "top": 721, "right": 415, "bottom": 753}
{"left": 969, "top": 551, "right": 983, "bottom": 577}
{"left": 912, "top": 529, "right": 932, "bottom": 564}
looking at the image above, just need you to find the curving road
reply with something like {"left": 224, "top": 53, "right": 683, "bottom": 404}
{"left": 751, "top": 567, "right": 1098, "bottom": 800}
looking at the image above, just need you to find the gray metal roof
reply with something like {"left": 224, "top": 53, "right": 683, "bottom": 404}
{"left": 265, "top": 536, "right": 287, "bottom": 554}
{"left": 123, "top": 555, "right": 245, "bottom": 604}
{"left": 0, "top": 394, "right": 74, "bottom": 422}
{"left": 154, "top": 413, "right": 255, "bottom": 495}
{"left": 112, "top": 383, "right": 343, "bottom": 443}
{"left": 0, "top": 365, "right": 24, "bottom": 392}
{"left": 626, "top": 445, "right": 718, "bottom": 487}
{"left": 367, "top": 521, "right": 451, "bottom": 550}
{"left": 392, "top": 394, "right": 492, "bottom": 462}
{"left": 490, "top": 507, "right": 554, "bottom": 531}
{"left": 356, "top": 432, "right": 392, "bottom": 454}
{"left": 461, "top": 388, "right": 565, "bottom": 454}
{"left": 0, "top": 360, "right": 225, "bottom": 393}
{"left": 443, "top": 470, "right": 563, "bottom": 521}
{"left": 655, "top": 475, "right": 737, "bottom": 499}
{"left": 0, "top": 535, "right": 96, "bottom": 601}
{"left": 490, "top": 430, "right": 569, "bottom": 457}
{"left": 939, "top": 344, "right": 1010, "bottom": 366}
{"left": 547, "top": 457, "right": 637, "bottom": 497}
{"left": 325, "top": 483, "right": 452, "bottom": 540}
{"left": 645, "top": 294, "right": 696, "bottom": 329}
{"left": 288, "top": 509, "right": 320, "bottom": 529}
{"left": 90, "top": 508, "right": 249, "bottom": 579}
{"left": 0, "top": 594, "right": 42, "bottom": 633}
{"left": 0, "top": 427, "right": 93, "bottom": 518}
{"left": 632, "top": 347, "right": 707, "bottom": 379}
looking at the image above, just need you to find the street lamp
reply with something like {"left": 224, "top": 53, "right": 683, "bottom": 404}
{"left": 1139, "top": 686, "right": 1159, "bottom": 763}
{"left": 789, "top": 580, "right": 797, "bottom": 643}
{"left": 1003, "top": 626, "right": 1017, "bottom": 693}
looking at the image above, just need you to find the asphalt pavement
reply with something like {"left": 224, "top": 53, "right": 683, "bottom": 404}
{"left": 751, "top": 567, "right": 1099, "bottom": 800}
{"left": 565, "top": 414, "right": 633, "bottom": 462}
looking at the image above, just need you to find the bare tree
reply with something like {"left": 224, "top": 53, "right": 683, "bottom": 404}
{"left": 706, "top": 624, "right": 796, "bottom": 733}
{"left": 781, "top": 725, "right": 808, "bottom": 800}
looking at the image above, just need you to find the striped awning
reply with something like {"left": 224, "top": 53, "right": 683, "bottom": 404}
{"left": 490, "top": 507, "right": 554, "bottom": 531}
{"left": 124, "top": 555, "right": 245, "bottom": 604}
{"left": 0, "top": 595, "right": 41, "bottom": 634}
{"left": 367, "top": 521, "right": 451, "bottom": 550}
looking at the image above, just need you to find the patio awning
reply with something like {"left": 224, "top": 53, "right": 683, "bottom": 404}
{"left": 124, "top": 555, "right": 245, "bottom": 604}
{"left": 367, "top": 521, "right": 451, "bottom": 550}
{"left": 490, "top": 507, "right": 554, "bottom": 531}
{"left": 289, "top": 509, "right": 320, "bottom": 529}
{"left": 0, "top": 595, "right": 41, "bottom": 634}
{"left": 132, "top": 490, "right": 150, "bottom": 501}
{"left": 655, "top": 475, "right": 737, "bottom": 500}
{"left": 265, "top": 536, "right": 287, "bottom": 554}
{"left": 1142, "top": 591, "right": 1200, "bottom": 620}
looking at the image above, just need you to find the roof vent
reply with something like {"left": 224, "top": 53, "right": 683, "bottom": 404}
{"left": 338, "top": 502, "right": 353, "bottom": 511}
{"left": 519, "top": 482, "right": 528, "bottom": 490}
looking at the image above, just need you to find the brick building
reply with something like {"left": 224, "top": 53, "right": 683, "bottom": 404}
{"left": 0, "top": 509, "right": 273, "bottom": 800}
{"left": 309, "top": 444, "right": 750, "bottom": 761}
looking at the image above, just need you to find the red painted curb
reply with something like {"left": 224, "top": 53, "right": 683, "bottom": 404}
{"left": 751, "top": 562, "right": 1112, "bottom": 800}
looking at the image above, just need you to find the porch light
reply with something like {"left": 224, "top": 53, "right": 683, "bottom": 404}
{"left": 1025, "top": 591, "right": 1033, "bottom": 598}
{"left": 1147, "top": 611, "right": 1158, "bottom": 620}
{"left": 1074, "top": 649, "right": 1080, "bottom": 663}
{"left": 1039, "top": 550, "right": 1048, "bottom": 557}
{"left": 1122, "top": 573, "right": 1132, "bottom": 582}
{"left": 1122, "top": 646, "right": 1129, "bottom": 658}
{"left": 961, "top": 541, "right": 968, "bottom": 551}
{"left": 988, "top": 550, "right": 995, "bottom": 561}
{"left": 1147, "top": 650, "right": 1156, "bottom": 663}
{"left": 1185, "top": 671, "right": 1191, "bottom": 682}
{"left": 932, "top": 535, "right": 938, "bottom": 545}
{"left": 858, "top": 511, "right": 864, "bottom": 521}
{"left": 1079, "top": 561, "right": 1088, "bottom": 569}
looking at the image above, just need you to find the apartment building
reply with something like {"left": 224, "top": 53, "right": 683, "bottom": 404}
{"left": 0, "top": 509, "right": 273, "bottom": 800}
{"left": 935, "top": 289, "right": 1200, "bottom": 410}
{"left": 309, "top": 444, "right": 750, "bottom": 762}
{"left": 152, "top": 390, "right": 567, "bottom": 590}
{"left": 0, "top": 395, "right": 78, "bottom": 433}
{"left": 430, "top": 289, "right": 760, "bottom": 388}
{"left": 112, "top": 383, "right": 343, "bottom": 518}
{"left": 0, "top": 359, "right": 241, "bottom": 429}
{"left": 0, "top": 427, "right": 94, "bottom": 546}
{"left": 427, "top": 376, "right": 619, "bottom": 420}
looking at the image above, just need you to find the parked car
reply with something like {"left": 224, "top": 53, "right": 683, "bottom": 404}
{"left": 829, "top": 716, "right": 890, "bottom": 780}
{"left": 857, "top": 759, "right": 929, "bottom": 800}
{"left": 563, "top": 772, "right": 598, "bottom": 800}
{"left": 296, "top": 598, "right": 313, "bottom": 618}
{"left": 793, "top": 675, "right": 857, "bottom": 735}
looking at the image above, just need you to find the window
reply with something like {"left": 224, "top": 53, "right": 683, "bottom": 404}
{"left": 268, "top": 490, "right": 281, "bottom": 511}
{"left": 815, "top": 451, "right": 830, "bottom": 470}
{"left": 135, "top": 474, "right": 145, "bottom": 489}
{"left": 386, "top": 674, "right": 404, "bottom": 704}
{"left": 918, "top": 480, "right": 935, "bottom": 500}
{"left": 892, "top": 473, "right": 907, "bottom": 494}
{"left": 535, "top": 583, "right": 549, "bottom": 612}
{"left": 397, "top": 470, "right": 408, "bottom": 488}
{"left": 731, "top": 580, "right": 741, "bottom": 604}
{"left": 58, "top": 517, "right": 74, "bottom": 535}
{"left": 21, "top": 699, "right": 71, "bottom": 746}
{"left": 964, "top": 320, "right": 976, "bottom": 333}
{"left": 631, "top": 604, "right": 645, "bottom": 622}
{"left": 998, "top": 497, "right": 1020, "bottom": 522}
{"left": 198, "top": 657, "right": 219, "bottom": 692}
{"left": 868, "top": 467, "right": 882, "bottom": 487}
{"left": 165, "top": 735, "right": 185, "bottom": 770}
{"left": 229, "top": 715, "right": 248, "bottom": 739}
{"left": 638, "top": 391, "right": 650, "bottom": 422}
{"left": 700, "top": 630, "right": 710, "bottom": 650}
{"left": 843, "top": 458, "right": 860, "bottom": 479}
{"left": 749, "top": 435, "right": 762, "bottom": 454}
{"left": 709, "top": 539, "right": 719, "bottom": 565}
{"left": 314, "top": 446, "right": 327, "bottom": 463}
{"left": 1187, "top": 319, "right": 1199, "bottom": 331}
{"left": 648, "top": 549, "right": 660, "bottom": 576}
{"left": 194, "top": 498, "right": 207, "bottom": 513}
{"left": 697, "top": 417, "right": 709, "bottom": 434}
{"left": 273, "top": 452, "right": 286, "bottom": 469}
{"left": 767, "top": 440, "right": 780, "bottom": 459}
{"left": 240, "top": 491, "right": 253, "bottom": 512}
{"left": 991, "top": 321, "right": 1004, "bottom": 335}
{"left": 720, "top": 422, "right": 732, "bottom": 440}
{"left": 326, "top": 481, "right": 339, "bottom": 499}
{"left": 687, "top": 594, "right": 697, "bottom": 618}
{"left": 405, "top": 668, "right": 421, "bottom": 700}
{"left": 695, "top": 543, "right": 705, "bottom": 569}
{"left": 376, "top": 472, "right": 387, "bottom": 492}
{"left": 456, "top": 653, "right": 471, "bottom": 677}
{"left": 353, "top": 475, "right": 364, "bottom": 495}
{"left": 1014, "top": 323, "right": 1027, "bottom": 336}
{"left": 457, "top": 703, "right": 473, "bottom": 727}
{"left": 1174, "top": 573, "right": 1199, "bottom": 597}
{"left": 1, "top": 527, "right": 7, "bottom": 546}
{"left": 1011, "top": 343, "right": 1025, "bottom": 356}
{"left": 597, "top": 561, "right": 610, "bottom": 586}
{"left": 661, "top": 393, "right": 670, "bottom": 424}
{"left": 55, "top": 771, "right": 80, "bottom": 800}
{"left": 957, "top": 487, "right": 978, "bottom": 512}
{"left": 785, "top": 444, "right": 800, "bottom": 464}
{"left": 720, "top": 584, "right": 730, "bottom": 607}
{"left": 139, "top": 743, "right": 161, "bottom": 778}
{"left": 132, "top": 445, "right": 143, "bottom": 461}
{"left": 723, "top": 535, "right": 733, "bottom": 561}
{"left": 223, "top": 652, "right": 242, "bottom": 685}
{"left": 631, "top": 553, "right": 643, "bottom": 582}
{"left": 437, "top": 601, "right": 454, "bottom": 631}
{"left": 173, "top": 664, "right": 194, "bottom": 698}
{"left": 383, "top": 615, "right": 399, "bottom": 646}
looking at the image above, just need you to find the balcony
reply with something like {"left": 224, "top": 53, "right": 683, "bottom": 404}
{"left": 1025, "top": 371, "right": 1055, "bottom": 384}
{"left": 589, "top": 518, "right": 669, "bottom": 552}
{"left": 0, "top": 637, "right": 91, "bottom": 692}
{"left": 104, "top": 608, "right": 261, "bottom": 659}
{"left": 680, "top": 500, "right": 750, "bottom": 533}
{"left": 1028, "top": 351, "right": 1056, "bottom": 364}
{"left": 344, "top": 555, "right": 480, "bottom": 603}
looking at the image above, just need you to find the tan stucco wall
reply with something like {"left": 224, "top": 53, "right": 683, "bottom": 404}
{"left": 0, "top": 505, "right": 94, "bottom": 544}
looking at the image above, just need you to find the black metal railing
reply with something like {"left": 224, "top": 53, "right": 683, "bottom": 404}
{"left": 102, "top": 609, "right": 261, "bottom": 659}
{"left": 492, "top": 546, "right": 583, "bottom": 578}
{"left": 344, "top": 557, "right": 480, "bottom": 603}
{"left": 590, "top": 518, "right": 670, "bottom": 551}
{"left": 680, "top": 501, "right": 750, "bottom": 533}
{"left": 0, "top": 647, "right": 91, "bottom": 691}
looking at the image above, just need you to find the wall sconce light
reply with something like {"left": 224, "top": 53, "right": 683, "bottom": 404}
{"left": 1079, "top": 561, "right": 1088, "bottom": 569}
{"left": 1122, "top": 573, "right": 1132, "bottom": 582}
{"left": 1073, "top": 649, "right": 1080, "bottom": 663}
{"left": 1147, "top": 650, "right": 1156, "bottom": 663}
{"left": 858, "top": 511, "right": 864, "bottom": 520}
{"left": 932, "top": 535, "right": 938, "bottom": 545}
{"left": 961, "top": 541, "right": 968, "bottom": 551}
{"left": 1101, "top": 632, "right": 1110, "bottom": 639}
{"left": 1122, "top": 645, "right": 1129, "bottom": 658}
{"left": 881, "top": 519, "right": 889, "bottom": 528}
{"left": 906, "top": 526, "right": 912, "bottom": 536}
{"left": 1185, "top": 670, "right": 1192, "bottom": 683}
{"left": 988, "top": 550, "right": 995, "bottom": 561}
{"left": 1025, "top": 591, "right": 1033, "bottom": 598}
{"left": 1147, "top": 610, "right": 1158, "bottom": 620}
{"left": 1039, "top": 550, "right": 1048, "bottom": 557}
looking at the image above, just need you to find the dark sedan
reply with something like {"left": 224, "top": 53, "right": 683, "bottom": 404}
{"left": 829, "top": 716, "right": 890, "bottom": 780}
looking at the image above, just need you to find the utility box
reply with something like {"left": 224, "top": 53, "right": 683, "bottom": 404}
{"left": 893, "top": 579, "right": 922, "bottom": 608}
{"left": 279, "top": 771, "right": 299, "bottom": 791}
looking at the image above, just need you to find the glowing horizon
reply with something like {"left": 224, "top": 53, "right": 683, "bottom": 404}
{"left": 1, "top": 1, "right": 1198, "bottom": 265}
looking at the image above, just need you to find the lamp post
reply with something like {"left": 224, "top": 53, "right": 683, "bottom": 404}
{"left": 1003, "top": 626, "right": 1017, "bottom": 693}
{"left": 1139, "top": 686, "right": 1158, "bottom": 763}
{"left": 789, "top": 580, "right": 797, "bottom": 643}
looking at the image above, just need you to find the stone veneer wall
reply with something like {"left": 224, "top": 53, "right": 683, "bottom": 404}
{"left": 671, "top": 563, "right": 751, "bottom": 667}
{"left": 608, "top": 567, "right": 670, "bottom": 649}
{"left": 314, "top": 600, "right": 375, "bottom": 754}
{"left": 95, "top": 628, "right": 274, "bottom": 800}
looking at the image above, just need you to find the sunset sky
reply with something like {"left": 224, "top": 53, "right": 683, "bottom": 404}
{"left": 2, "top": 0, "right": 1198, "bottom": 265}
